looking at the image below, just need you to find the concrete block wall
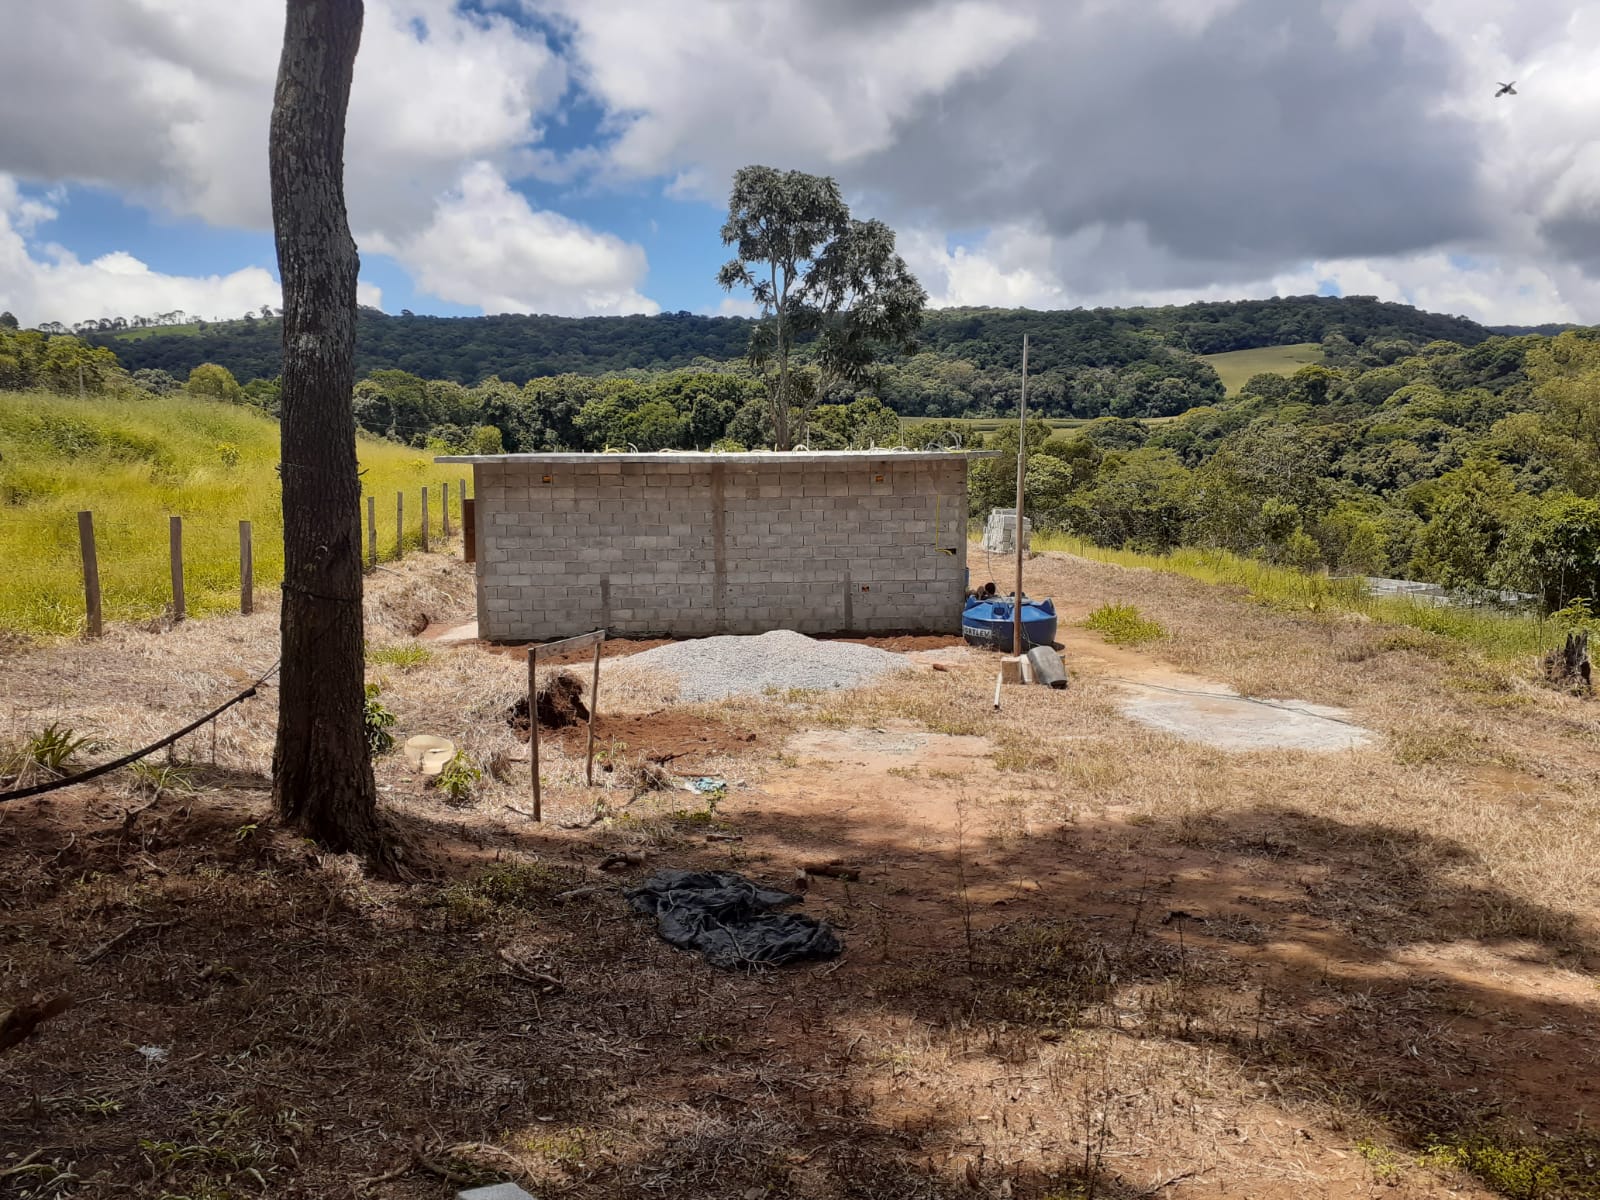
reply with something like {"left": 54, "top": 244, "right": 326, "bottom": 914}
{"left": 470, "top": 455, "right": 971, "bottom": 641}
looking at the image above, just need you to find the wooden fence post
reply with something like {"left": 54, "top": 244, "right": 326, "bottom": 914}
{"left": 395, "top": 491, "right": 404, "bottom": 560}
{"left": 78, "top": 511, "right": 102, "bottom": 639}
{"left": 366, "top": 494, "right": 377, "bottom": 569}
{"left": 421, "top": 486, "right": 430, "bottom": 553}
{"left": 441, "top": 481, "right": 450, "bottom": 536}
{"left": 169, "top": 515, "right": 185, "bottom": 621}
{"left": 458, "top": 477, "right": 466, "bottom": 515}
{"left": 463, "top": 498, "right": 476, "bottom": 563}
{"left": 239, "top": 520, "right": 254, "bottom": 615}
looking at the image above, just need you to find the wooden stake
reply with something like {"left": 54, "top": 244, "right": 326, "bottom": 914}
{"left": 420, "top": 486, "right": 430, "bottom": 553}
{"left": 395, "top": 490, "right": 404, "bottom": 560}
{"left": 169, "top": 515, "right": 185, "bottom": 621}
{"left": 77, "top": 510, "right": 102, "bottom": 639}
{"left": 441, "top": 481, "right": 450, "bottom": 536}
{"left": 366, "top": 494, "right": 377, "bottom": 569}
{"left": 463, "top": 498, "right": 476, "bottom": 563}
{"left": 458, "top": 477, "right": 466, "bottom": 516}
{"left": 1013, "top": 332, "right": 1029, "bottom": 655}
{"left": 585, "top": 638, "right": 602, "bottom": 786}
{"left": 528, "top": 646, "right": 541, "bottom": 821}
{"left": 239, "top": 520, "right": 254, "bottom": 615}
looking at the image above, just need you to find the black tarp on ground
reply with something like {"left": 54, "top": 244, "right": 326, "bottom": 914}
{"left": 625, "top": 870, "right": 842, "bottom": 969}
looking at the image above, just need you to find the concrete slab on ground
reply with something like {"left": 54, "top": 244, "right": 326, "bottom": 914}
{"left": 1116, "top": 683, "right": 1373, "bottom": 752}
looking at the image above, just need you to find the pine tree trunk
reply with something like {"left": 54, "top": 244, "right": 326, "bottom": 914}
{"left": 268, "top": 0, "right": 391, "bottom": 866}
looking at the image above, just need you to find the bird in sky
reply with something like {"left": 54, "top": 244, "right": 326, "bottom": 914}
{"left": 1495, "top": 81, "right": 1518, "bottom": 97}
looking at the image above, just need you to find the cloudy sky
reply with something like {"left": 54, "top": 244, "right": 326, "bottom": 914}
{"left": 2, "top": 0, "right": 1597, "bottom": 328}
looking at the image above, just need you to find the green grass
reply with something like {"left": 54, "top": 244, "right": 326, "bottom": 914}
{"left": 1081, "top": 602, "right": 1167, "bottom": 645}
{"left": 944, "top": 416, "right": 1091, "bottom": 434}
{"left": 1198, "top": 343, "right": 1324, "bottom": 395}
{"left": 366, "top": 643, "right": 433, "bottom": 670}
{"left": 0, "top": 390, "right": 468, "bottom": 636}
{"left": 1033, "top": 533, "right": 1556, "bottom": 662}
{"left": 111, "top": 323, "right": 207, "bottom": 340}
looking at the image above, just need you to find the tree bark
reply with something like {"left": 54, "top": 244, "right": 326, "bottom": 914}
{"left": 772, "top": 260, "right": 792, "bottom": 451}
{"left": 269, "top": 0, "right": 391, "bottom": 866}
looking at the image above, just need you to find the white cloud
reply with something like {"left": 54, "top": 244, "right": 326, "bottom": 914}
{"left": 0, "top": 176, "right": 328, "bottom": 326}
{"left": 542, "top": 0, "right": 1600, "bottom": 323}
{"left": 713, "top": 296, "right": 761, "bottom": 318}
{"left": 902, "top": 218, "right": 1595, "bottom": 326}
{"left": 377, "top": 163, "right": 657, "bottom": 316}
{"left": 539, "top": 0, "right": 1033, "bottom": 193}
{"left": 0, "top": 0, "right": 565, "bottom": 237}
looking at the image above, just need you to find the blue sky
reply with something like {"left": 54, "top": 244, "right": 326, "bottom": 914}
{"left": 2, "top": 0, "right": 1598, "bottom": 328}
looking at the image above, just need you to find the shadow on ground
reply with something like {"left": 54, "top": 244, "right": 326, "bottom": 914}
{"left": 2, "top": 781, "right": 1598, "bottom": 1198}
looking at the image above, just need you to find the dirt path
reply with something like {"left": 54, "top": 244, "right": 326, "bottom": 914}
{"left": 3, "top": 549, "right": 1599, "bottom": 1198}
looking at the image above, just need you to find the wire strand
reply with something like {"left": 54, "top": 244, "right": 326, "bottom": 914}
{"left": 0, "top": 658, "right": 282, "bottom": 803}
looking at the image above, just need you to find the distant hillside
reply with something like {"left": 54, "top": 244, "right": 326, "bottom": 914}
{"left": 1198, "top": 343, "right": 1325, "bottom": 395}
{"left": 1487, "top": 322, "right": 1591, "bottom": 337}
{"left": 85, "top": 295, "right": 1494, "bottom": 386}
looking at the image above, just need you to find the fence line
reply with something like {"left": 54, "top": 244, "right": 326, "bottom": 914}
{"left": 68, "top": 478, "right": 471, "bottom": 638}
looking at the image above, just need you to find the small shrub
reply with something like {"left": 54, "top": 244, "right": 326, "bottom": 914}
{"left": 366, "top": 643, "right": 433, "bottom": 670}
{"left": 363, "top": 684, "right": 396, "bottom": 755}
{"left": 438, "top": 860, "right": 579, "bottom": 922}
{"left": 2, "top": 722, "right": 94, "bottom": 785}
{"left": 127, "top": 759, "right": 195, "bottom": 799}
{"left": 1420, "top": 1136, "right": 1562, "bottom": 1199}
{"left": 1082, "top": 602, "right": 1167, "bottom": 646}
{"left": 434, "top": 750, "right": 481, "bottom": 804}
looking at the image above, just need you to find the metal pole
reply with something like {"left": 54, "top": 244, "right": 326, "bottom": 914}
{"left": 528, "top": 647, "right": 541, "bottom": 821}
{"left": 585, "top": 638, "right": 602, "bottom": 786}
{"left": 1013, "top": 333, "right": 1029, "bottom": 656}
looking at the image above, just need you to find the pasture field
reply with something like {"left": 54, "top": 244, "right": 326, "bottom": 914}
{"left": 0, "top": 390, "right": 464, "bottom": 636}
{"left": 1033, "top": 531, "right": 1562, "bottom": 662}
{"left": 1198, "top": 341, "right": 1324, "bottom": 394}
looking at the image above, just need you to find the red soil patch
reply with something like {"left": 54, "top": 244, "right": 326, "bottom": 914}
{"left": 485, "top": 633, "right": 963, "bottom": 664}
{"left": 826, "top": 633, "right": 966, "bottom": 652}
{"left": 482, "top": 636, "right": 675, "bottom": 666}
{"left": 510, "top": 702, "right": 760, "bottom": 769}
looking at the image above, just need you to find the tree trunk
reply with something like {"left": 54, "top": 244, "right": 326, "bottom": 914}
{"left": 773, "top": 262, "right": 792, "bottom": 450}
{"left": 269, "top": 0, "right": 391, "bottom": 866}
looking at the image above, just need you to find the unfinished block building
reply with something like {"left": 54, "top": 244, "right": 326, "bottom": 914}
{"left": 435, "top": 451, "right": 988, "bottom": 642}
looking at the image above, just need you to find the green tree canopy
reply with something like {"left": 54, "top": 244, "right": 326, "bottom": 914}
{"left": 186, "top": 362, "right": 243, "bottom": 402}
{"left": 718, "top": 165, "right": 924, "bottom": 449}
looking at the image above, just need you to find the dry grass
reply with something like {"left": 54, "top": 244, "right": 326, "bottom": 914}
{"left": 2, "top": 548, "right": 1599, "bottom": 1198}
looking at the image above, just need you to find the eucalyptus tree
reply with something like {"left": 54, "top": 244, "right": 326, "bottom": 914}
{"left": 718, "top": 166, "right": 924, "bottom": 449}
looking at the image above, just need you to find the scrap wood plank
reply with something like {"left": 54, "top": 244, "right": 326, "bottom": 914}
{"left": 533, "top": 629, "right": 606, "bottom": 658}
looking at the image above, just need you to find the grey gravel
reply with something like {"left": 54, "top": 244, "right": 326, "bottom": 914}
{"left": 616, "top": 629, "right": 907, "bottom": 701}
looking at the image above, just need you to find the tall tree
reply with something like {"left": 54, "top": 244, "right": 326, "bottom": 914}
{"left": 269, "top": 0, "right": 391, "bottom": 865}
{"left": 717, "top": 166, "right": 924, "bottom": 450}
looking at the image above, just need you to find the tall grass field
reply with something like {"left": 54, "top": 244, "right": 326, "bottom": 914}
{"left": 0, "top": 391, "right": 466, "bottom": 636}
{"left": 1033, "top": 532, "right": 1559, "bottom": 662}
{"left": 1198, "top": 343, "right": 1324, "bottom": 395}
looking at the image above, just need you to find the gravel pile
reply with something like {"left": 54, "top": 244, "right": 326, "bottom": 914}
{"left": 616, "top": 630, "right": 907, "bottom": 701}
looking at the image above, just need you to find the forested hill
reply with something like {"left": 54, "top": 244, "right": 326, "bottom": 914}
{"left": 86, "top": 295, "right": 1495, "bottom": 386}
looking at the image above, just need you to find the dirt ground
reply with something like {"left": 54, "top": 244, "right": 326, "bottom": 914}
{"left": 2, "top": 547, "right": 1599, "bottom": 1199}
